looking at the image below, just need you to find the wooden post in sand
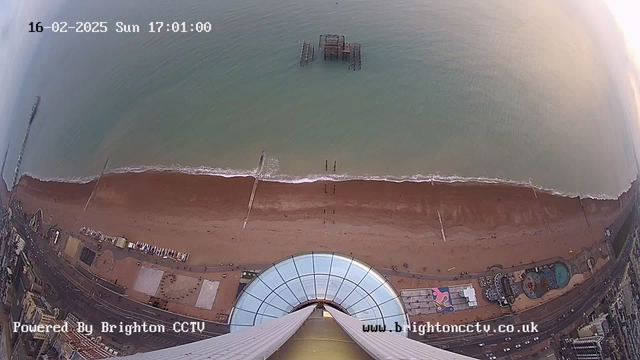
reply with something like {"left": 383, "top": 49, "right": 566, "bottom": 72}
{"left": 437, "top": 210, "right": 447, "bottom": 242}
{"left": 529, "top": 178, "right": 538, "bottom": 200}
{"left": 243, "top": 151, "right": 265, "bottom": 229}
{"left": 84, "top": 157, "right": 110, "bottom": 212}
{"left": 579, "top": 197, "right": 591, "bottom": 229}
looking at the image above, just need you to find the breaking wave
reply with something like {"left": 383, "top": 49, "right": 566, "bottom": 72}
{"left": 22, "top": 162, "right": 627, "bottom": 201}
{"left": 22, "top": 172, "right": 98, "bottom": 185}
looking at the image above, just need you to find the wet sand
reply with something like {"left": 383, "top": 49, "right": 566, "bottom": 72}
{"left": 14, "top": 172, "right": 635, "bottom": 274}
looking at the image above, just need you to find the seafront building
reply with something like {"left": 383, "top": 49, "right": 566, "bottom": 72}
{"left": 46, "top": 319, "right": 116, "bottom": 359}
{"left": 229, "top": 253, "right": 409, "bottom": 334}
{"left": 570, "top": 336, "right": 605, "bottom": 360}
{"left": 117, "top": 253, "right": 472, "bottom": 359}
{"left": 577, "top": 313, "right": 609, "bottom": 338}
{"left": 560, "top": 227, "right": 640, "bottom": 360}
{"left": 20, "top": 291, "right": 56, "bottom": 358}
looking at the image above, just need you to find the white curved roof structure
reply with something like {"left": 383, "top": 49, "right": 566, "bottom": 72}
{"left": 115, "top": 304, "right": 474, "bottom": 360}
{"left": 115, "top": 253, "right": 475, "bottom": 359}
{"left": 229, "top": 252, "right": 410, "bottom": 336}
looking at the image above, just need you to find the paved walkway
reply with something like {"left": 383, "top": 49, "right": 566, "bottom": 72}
{"left": 64, "top": 199, "right": 635, "bottom": 285}
{"left": 72, "top": 232, "right": 592, "bottom": 283}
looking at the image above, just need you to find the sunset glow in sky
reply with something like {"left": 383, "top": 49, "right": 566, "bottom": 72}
{"left": 605, "top": 0, "right": 640, "bottom": 67}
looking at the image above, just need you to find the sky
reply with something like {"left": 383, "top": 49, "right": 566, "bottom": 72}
{"left": 604, "top": 0, "right": 640, "bottom": 168}
{"left": 0, "top": 0, "right": 63, "bottom": 149}
{"left": 605, "top": 0, "right": 640, "bottom": 68}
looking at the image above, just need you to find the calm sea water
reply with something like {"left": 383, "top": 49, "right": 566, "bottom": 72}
{"left": 4, "top": 0, "right": 639, "bottom": 198}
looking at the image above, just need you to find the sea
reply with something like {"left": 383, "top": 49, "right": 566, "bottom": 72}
{"left": 3, "top": 0, "right": 640, "bottom": 199}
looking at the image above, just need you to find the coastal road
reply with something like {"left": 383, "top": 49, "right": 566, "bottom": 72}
{"left": 13, "top": 219, "right": 229, "bottom": 354}
{"left": 429, "top": 224, "right": 635, "bottom": 359}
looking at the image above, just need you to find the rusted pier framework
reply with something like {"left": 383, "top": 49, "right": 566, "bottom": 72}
{"left": 299, "top": 41, "right": 315, "bottom": 67}
{"left": 318, "top": 34, "right": 362, "bottom": 70}
{"left": 348, "top": 43, "right": 362, "bottom": 71}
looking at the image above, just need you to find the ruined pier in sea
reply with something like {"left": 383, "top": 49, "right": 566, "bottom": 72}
{"left": 299, "top": 34, "right": 362, "bottom": 70}
{"left": 299, "top": 41, "right": 315, "bottom": 67}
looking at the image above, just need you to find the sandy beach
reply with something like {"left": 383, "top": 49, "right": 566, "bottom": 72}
{"left": 13, "top": 172, "right": 635, "bottom": 275}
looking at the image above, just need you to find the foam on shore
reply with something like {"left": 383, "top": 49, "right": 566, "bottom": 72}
{"left": 20, "top": 162, "right": 630, "bottom": 201}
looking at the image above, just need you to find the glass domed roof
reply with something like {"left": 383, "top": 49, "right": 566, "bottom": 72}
{"left": 229, "top": 252, "right": 409, "bottom": 336}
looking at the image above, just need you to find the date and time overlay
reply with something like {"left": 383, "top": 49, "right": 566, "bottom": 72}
{"left": 29, "top": 21, "right": 212, "bottom": 33}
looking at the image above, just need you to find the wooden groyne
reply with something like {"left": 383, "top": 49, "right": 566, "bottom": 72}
{"left": 243, "top": 151, "right": 266, "bottom": 229}
{"left": 84, "top": 157, "right": 110, "bottom": 212}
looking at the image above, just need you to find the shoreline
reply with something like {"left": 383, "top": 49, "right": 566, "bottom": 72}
{"left": 13, "top": 171, "right": 636, "bottom": 275}
{"left": 22, "top": 163, "right": 632, "bottom": 200}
